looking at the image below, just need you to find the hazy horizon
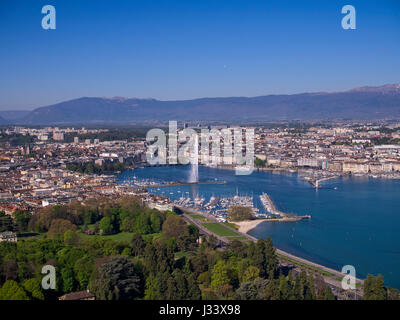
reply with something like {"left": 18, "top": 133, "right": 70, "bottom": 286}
{"left": 1, "top": 82, "right": 399, "bottom": 112}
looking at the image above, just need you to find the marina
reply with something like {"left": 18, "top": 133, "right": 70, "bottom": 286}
{"left": 168, "top": 193, "right": 258, "bottom": 222}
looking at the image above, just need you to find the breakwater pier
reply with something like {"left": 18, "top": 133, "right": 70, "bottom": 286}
{"left": 145, "top": 181, "right": 227, "bottom": 188}
{"left": 259, "top": 193, "right": 310, "bottom": 221}
{"left": 309, "top": 176, "right": 339, "bottom": 188}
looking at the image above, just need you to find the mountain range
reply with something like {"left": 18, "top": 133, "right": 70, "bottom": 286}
{"left": 3, "top": 84, "right": 400, "bottom": 125}
{"left": 0, "top": 110, "right": 30, "bottom": 122}
{"left": 0, "top": 116, "right": 9, "bottom": 125}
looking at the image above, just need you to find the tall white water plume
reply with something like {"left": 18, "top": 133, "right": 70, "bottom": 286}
{"left": 188, "top": 134, "right": 199, "bottom": 183}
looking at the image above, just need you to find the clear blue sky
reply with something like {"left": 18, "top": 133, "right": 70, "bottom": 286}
{"left": 0, "top": 0, "right": 399, "bottom": 109}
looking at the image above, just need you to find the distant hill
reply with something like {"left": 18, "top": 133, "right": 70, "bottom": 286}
{"left": 0, "top": 116, "right": 9, "bottom": 125}
{"left": 0, "top": 110, "right": 31, "bottom": 122}
{"left": 18, "top": 84, "right": 400, "bottom": 124}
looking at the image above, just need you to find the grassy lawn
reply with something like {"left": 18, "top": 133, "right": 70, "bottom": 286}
{"left": 202, "top": 223, "right": 240, "bottom": 237}
{"left": 190, "top": 214, "right": 207, "bottom": 221}
{"left": 223, "top": 222, "right": 239, "bottom": 230}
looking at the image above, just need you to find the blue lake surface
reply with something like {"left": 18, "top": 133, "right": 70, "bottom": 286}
{"left": 117, "top": 166, "right": 400, "bottom": 288}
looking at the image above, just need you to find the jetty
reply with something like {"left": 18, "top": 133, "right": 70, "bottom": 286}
{"left": 146, "top": 181, "right": 227, "bottom": 188}
{"left": 259, "top": 193, "right": 310, "bottom": 221}
{"left": 309, "top": 176, "right": 339, "bottom": 188}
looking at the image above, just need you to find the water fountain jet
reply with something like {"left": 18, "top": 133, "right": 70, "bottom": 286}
{"left": 188, "top": 134, "right": 199, "bottom": 183}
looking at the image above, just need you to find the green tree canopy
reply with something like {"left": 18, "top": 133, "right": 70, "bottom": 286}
{"left": 227, "top": 206, "right": 254, "bottom": 222}
{"left": 90, "top": 256, "right": 143, "bottom": 300}
{"left": 12, "top": 210, "right": 31, "bottom": 232}
{"left": 99, "top": 217, "right": 113, "bottom": 235}
{"left": 23, "top": 278, "right": 45, "bottom": 300}
{"left": 363, "top": 274, "right": 387, "bottom": 300}
{"left": 0, "top": 280, "right": 29, "bottom": 300}
{"left": 0, "top": 212, "right": 14, "bottom": 232}
{"left": 211, "top": 260, "right": 231, "bottom": 292}
{"left": 47, "top": 219, "right": 77, "bottom": 238}
{"left": 162, "top": 214, "right": 186, "bottom": 239}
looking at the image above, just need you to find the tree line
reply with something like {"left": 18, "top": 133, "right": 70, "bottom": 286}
{"left": 66, "top": 161, "right": 125, "bottom": 175}
{"left": 1, "top": 196, "right": 399, "bottom": 300}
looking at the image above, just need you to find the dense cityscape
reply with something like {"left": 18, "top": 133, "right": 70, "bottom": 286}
{"left": 1, "top": 121, "right": 400, "bottom": 214}
{"left": 1, "top": 121, "right": 399, "bottom": 301}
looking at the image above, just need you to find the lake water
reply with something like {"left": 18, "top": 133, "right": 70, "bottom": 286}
{"left": 117, "top": 166, "right": 400, "bottom": 289}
